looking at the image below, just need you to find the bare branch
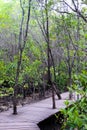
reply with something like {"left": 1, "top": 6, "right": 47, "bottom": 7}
{"left": 63, "top": 0, "right": 87, "bottom": 22}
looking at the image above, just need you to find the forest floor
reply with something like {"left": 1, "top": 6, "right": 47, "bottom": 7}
{"left": 0, "top": 90, "right": 52, "bottom": 112}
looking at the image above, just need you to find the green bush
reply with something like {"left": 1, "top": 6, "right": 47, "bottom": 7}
{"left": 56, "top": 72, "right": 68, "bottom": 92}
{"left": 61, "top": 71, "right": 87, "bottom": 130}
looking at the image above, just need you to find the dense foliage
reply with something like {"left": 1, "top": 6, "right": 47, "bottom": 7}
{"left": 61, "top": 70, "right": 87, "bottom": 130}
{"left": 0, "top": 0, "right": 87, "bottom": 121}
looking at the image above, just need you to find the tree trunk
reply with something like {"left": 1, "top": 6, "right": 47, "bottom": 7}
{"left": 52, "top": 84, "right": 56, "bottom": 109}
{"left": 13, "top": 99, "right": 17, "bottom": 115}
{"left": 13, "top": 0, "right": 32, "bottom": 114}
{"left": 68, "top": 67, "right": 73, "bottom": 99}
{"left": 53, "top": 83, "right": 61, "bottom": 99}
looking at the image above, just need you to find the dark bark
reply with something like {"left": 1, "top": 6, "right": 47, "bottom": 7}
{"left": 44, "top": 0, "right": 51, "bottom": 88}
{"left": 49, "top": 48, "right": 56, "bottom": 82}
{"left": 53, "top": 83, "right": 61, "bottom": 99}
{"left": 49, "top": 48, "right": 62, "bottom": 99}
{"left": 23, "top": 88, "right": 26, "bottom": 99}
{"left": 13, "top": 53, "right": 22, "bottom": 114}
{"left": 52, "top": 84, "right": 56, "bottom": 109}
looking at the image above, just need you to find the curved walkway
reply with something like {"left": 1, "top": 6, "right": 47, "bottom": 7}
{"left": 0, "top": 92, "right": 69, "bottom": 130}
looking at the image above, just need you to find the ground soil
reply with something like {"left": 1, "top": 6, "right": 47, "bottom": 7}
{"left": 0, "top": 90, "right": 52, "bottom": 112}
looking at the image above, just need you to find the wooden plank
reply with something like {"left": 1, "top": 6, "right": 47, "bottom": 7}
{"left": 0, "top": 92, "right": 69, "bottom": 130}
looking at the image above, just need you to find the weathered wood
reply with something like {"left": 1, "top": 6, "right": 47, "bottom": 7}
{"left": 0, "top": 92, "right": 69, "bottom": 130}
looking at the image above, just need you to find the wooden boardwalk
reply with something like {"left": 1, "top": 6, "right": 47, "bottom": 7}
{"left": 0, "top": 92, "right": 69, "bottom": 130}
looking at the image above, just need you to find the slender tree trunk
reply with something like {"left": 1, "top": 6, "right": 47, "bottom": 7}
{"left": 53, "top": 83, "right": 61, "bottom": 99}
{"left": 49, "top": 48, "right": 61, "bottom": 99}
{"left": 13, "top": 50, "right": 23, "bottom": 114}
{"left": 52, "top": 84, "right": 56, "bottom": 109}
{"left": 68, "top": 67, "right": 73, "bottom": 99}
{"left": 45, "top": 0, "right": 56, "bottom": 109}
{"left": 49, "top": 48, "right": 56, "bottom": 82}
{"left": 13, "top": 0, "right": 32, "bottom": 114}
